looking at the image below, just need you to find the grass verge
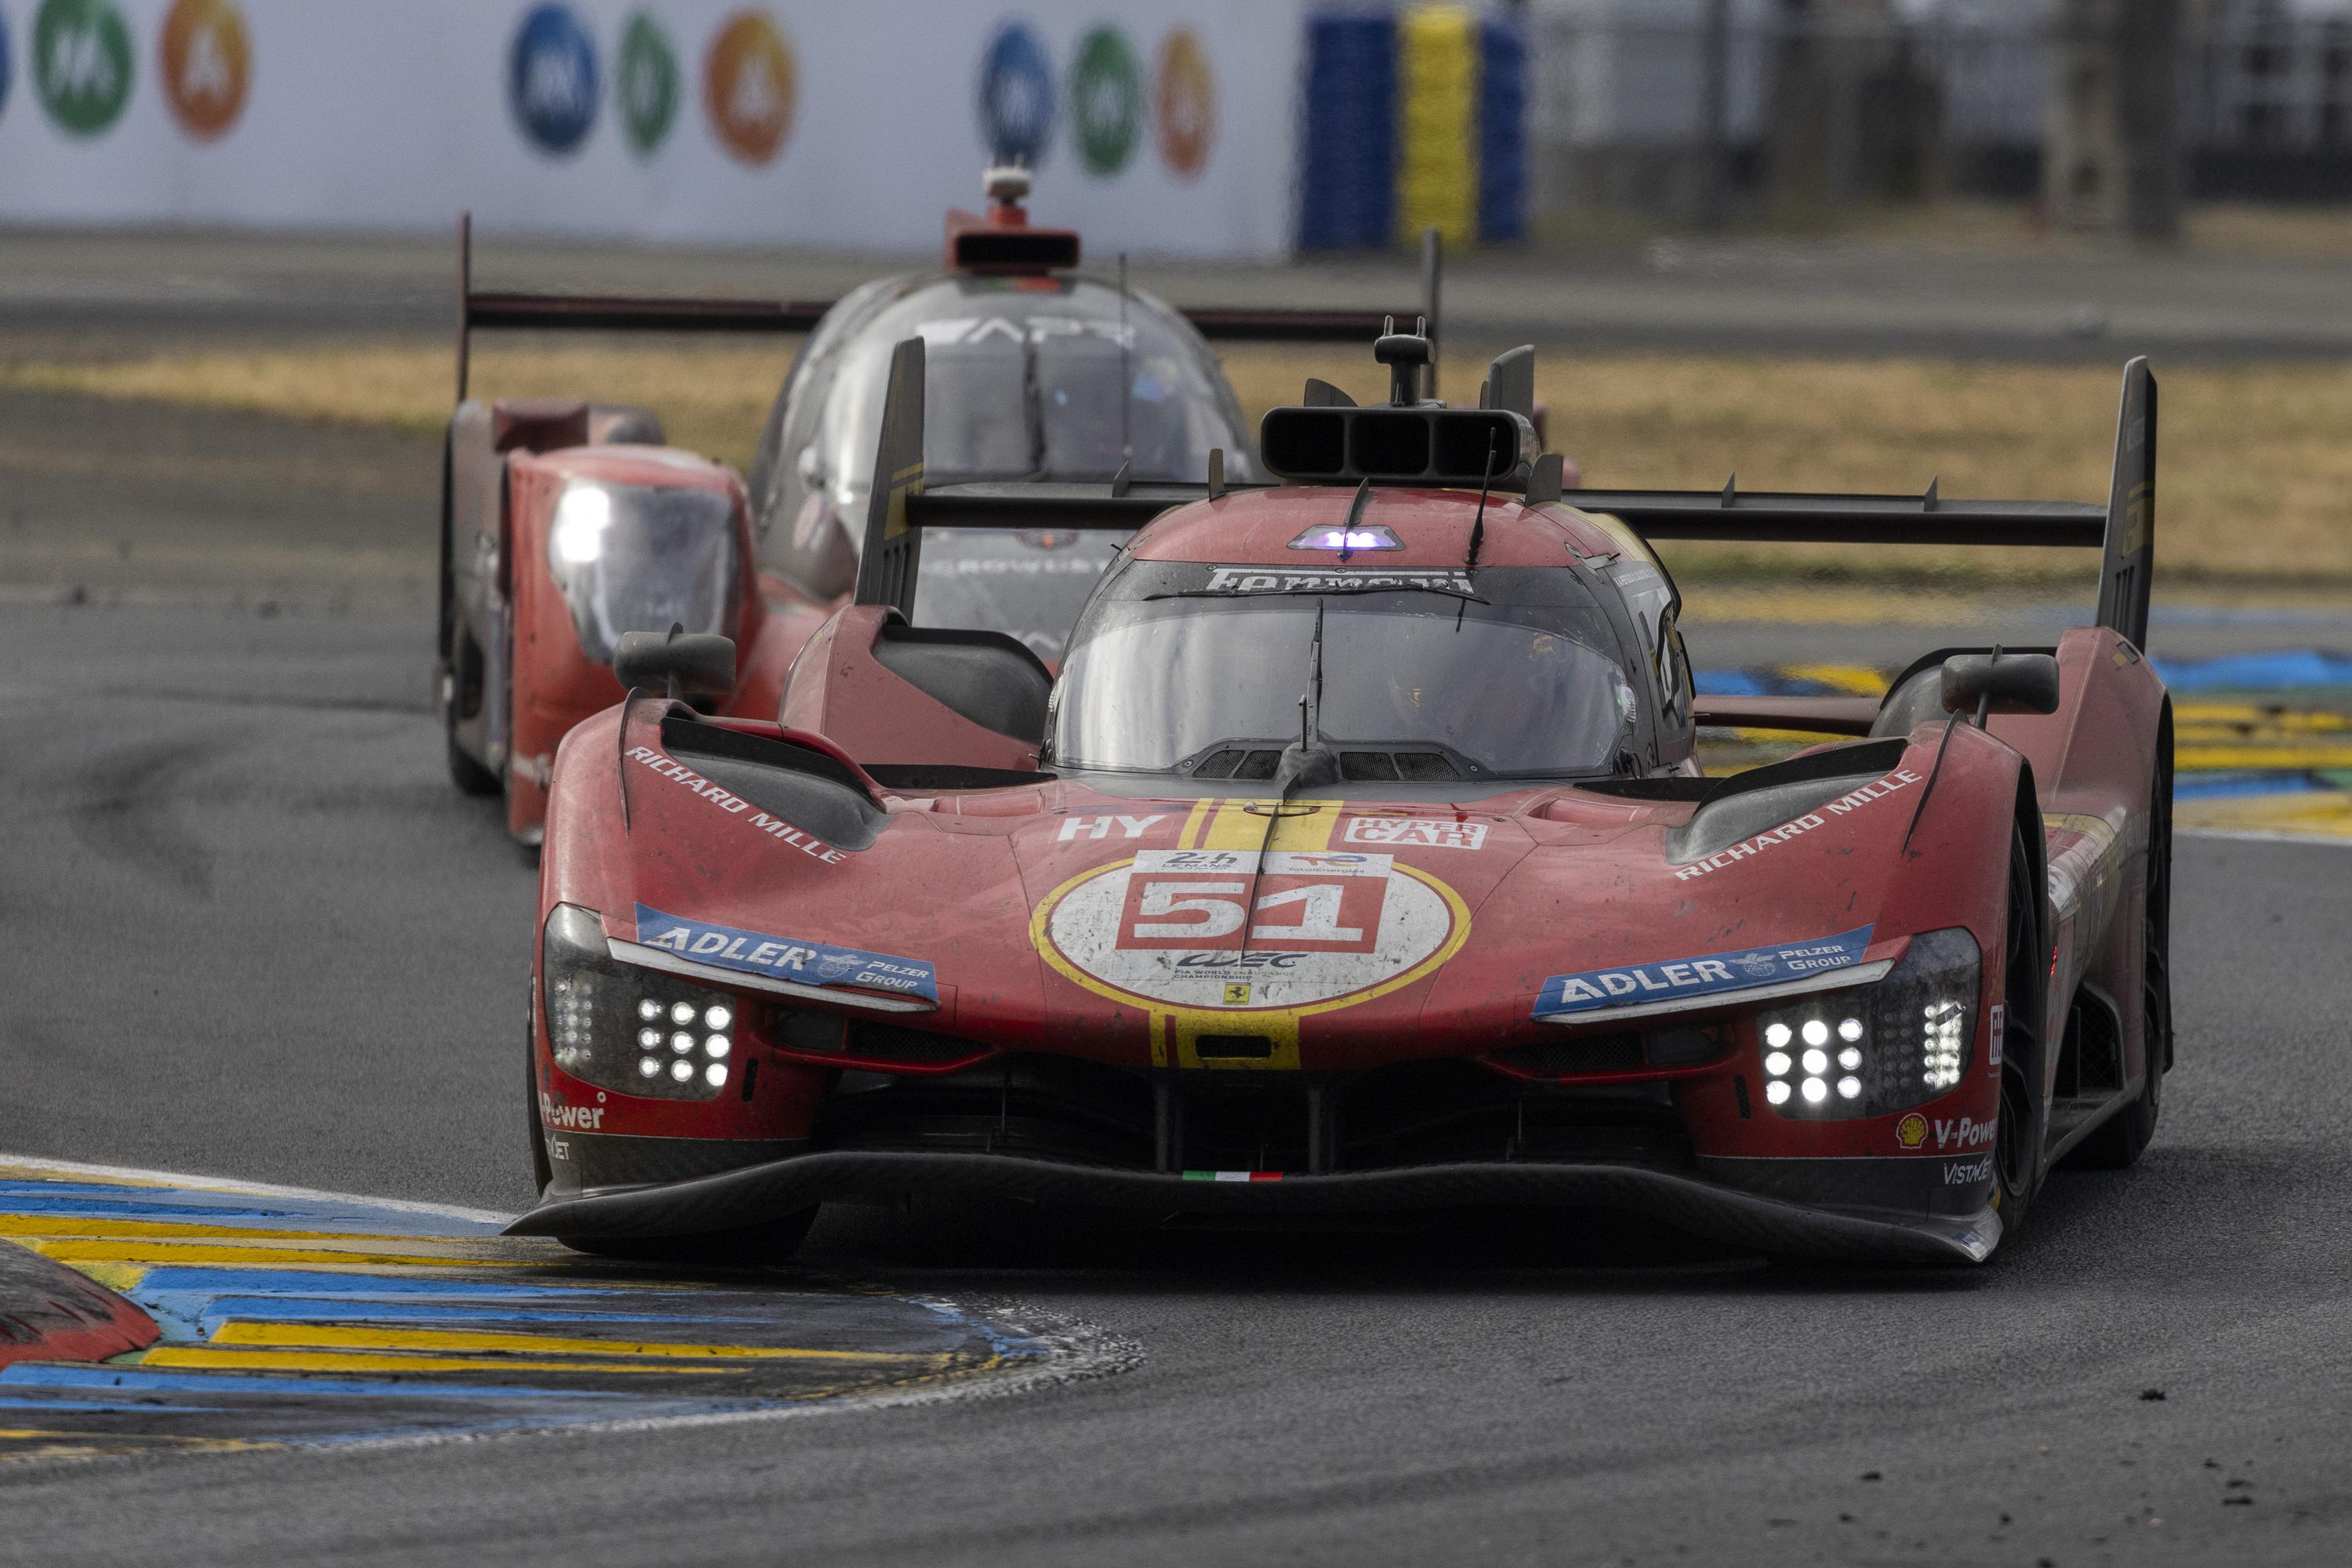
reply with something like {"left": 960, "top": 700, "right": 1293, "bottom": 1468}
{"left": 5, "top": 339, "right": 2349, "bottom": 583}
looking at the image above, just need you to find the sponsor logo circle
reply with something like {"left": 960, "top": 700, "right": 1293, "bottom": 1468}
{"left": 159, "top": 0, "right": 249, "bottom": 142}
{"left": 1896, "top": 1112, "right": 1929, "bottom": 1149}
{"left": 975, "top": 20, "right": 1054, "bottom": 168}
{"left": 617, "top": 9, "right": 678, "bottom": 157}
{"left": 509, "top": 2, "right": 599, "bottom": 156}
{"left": 1036, "top": 855, "right": 1464, "bottom": 1014}
{"left": 34, "top": 0, "right": 132, "bottom": 138}
{"left": 1153, "top": 27, "right": 1213, "bottom": 180}
{"left": 702, "top": 9, "right": 794, "bottom": 166}
{"left": 1066, "top": 24, "right": 1142, "bottom": 176}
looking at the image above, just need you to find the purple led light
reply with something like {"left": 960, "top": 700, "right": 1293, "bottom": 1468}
{"left": 1288, "top": 522, "right": 1403, "bottom": 552}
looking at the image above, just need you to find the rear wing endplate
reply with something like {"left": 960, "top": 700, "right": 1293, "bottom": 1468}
{"left": 455, "top": 213, "right": 1444, "bottom": 399}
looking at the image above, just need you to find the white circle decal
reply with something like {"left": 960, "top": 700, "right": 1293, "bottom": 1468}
{"left": 1043, "top": 849, "right": 1457, "bottom": 1011}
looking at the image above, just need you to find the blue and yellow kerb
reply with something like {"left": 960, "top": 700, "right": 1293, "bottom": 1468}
{"left": 0, "top": 1160, "right": 1054, "bottom": 1462}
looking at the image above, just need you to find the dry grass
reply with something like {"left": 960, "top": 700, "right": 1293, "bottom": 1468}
{"left": 0, "top": 339, "right": 797, "bottom": 473}
{"left": 6, "top": 339, "right": 2350, "bottom": 582}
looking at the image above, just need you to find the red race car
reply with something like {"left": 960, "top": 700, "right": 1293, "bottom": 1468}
{"left": 437, "top": 170, "right": 1446, "bottom": 844}
{"left": 511, "top": 329, "right": 2169, "bottom": 1265}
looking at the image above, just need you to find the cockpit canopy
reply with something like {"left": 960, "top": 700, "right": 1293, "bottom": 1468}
{"left": 752, "top": 274, "right": 1254, "bottom": 658}
{"left": 1047, "top": 560, "right": 1646, "bottom": 783}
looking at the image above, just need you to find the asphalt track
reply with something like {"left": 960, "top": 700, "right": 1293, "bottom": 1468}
{"left": 5, "top": 225, "right": 2350, "bottom": 361}
{"left": 3, "top": 601, "right": 2352, "bottom": 1565}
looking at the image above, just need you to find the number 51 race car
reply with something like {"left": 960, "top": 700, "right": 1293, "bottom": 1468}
{"left": 511, "top": 328, "right": 2169, "bottom": 1265}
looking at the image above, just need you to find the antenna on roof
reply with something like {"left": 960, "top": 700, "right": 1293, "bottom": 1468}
{"left": 1117, "top": 251, "right": 1134, "bottom": 476}
{"left": 1466, "top": 433, "right": 1497, "bottom": 570}
{"left": 1419, "top": 227, "right": 1442, "bottom": 401}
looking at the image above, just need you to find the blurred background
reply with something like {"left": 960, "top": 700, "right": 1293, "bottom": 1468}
{"left": 0, "top": 0, "right": 2344, "bottom": 834}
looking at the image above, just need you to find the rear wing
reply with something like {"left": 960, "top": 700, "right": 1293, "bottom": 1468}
{"left": 454, "top": 212, "right": 1446, "bottom": 398}
{"left": 1556, "top": 357, "right": 2156, "bottom": 650}
{"left": 851, "top": 334, "right": 2158, "bottom": 653}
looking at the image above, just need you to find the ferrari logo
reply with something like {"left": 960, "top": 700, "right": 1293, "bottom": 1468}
{"left": 1223, "top": 982, "right": 1251, "bottom": 1005}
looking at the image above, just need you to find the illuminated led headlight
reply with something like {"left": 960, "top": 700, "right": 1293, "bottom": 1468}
{"left": 540, "top": 903, "right": 743, "bottom": 1102}
{"left": 1754, "top": 927, "right": 1980, "bottom": 1120}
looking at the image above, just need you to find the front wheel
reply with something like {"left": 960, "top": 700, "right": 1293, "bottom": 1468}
{"left": 1993, "top": 807, "right": 2049, "bottom": 1236}
{"left": 524, "top": 985, "right": 552, "bottom": 1197}
{"left": 444, "top": 657, "right": 501, "bottom": 797}
{"left": 2069, "top": 736, "right": 2172, "bottom": 1170}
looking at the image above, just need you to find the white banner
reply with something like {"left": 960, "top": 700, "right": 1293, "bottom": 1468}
{"left": 0, "top": 0, "right": 1305, "bottom": 257}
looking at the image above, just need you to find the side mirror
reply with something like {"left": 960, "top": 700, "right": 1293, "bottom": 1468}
{"left": 614, "top": 628, "right": 735, "bottom": 699}
{"left": 1940, "top": 652, "right": 2060, "bottom": 717}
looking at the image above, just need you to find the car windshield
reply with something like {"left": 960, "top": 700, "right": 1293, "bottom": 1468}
{"left": 757, "top": 278, "right": 1255, "bottom": 609}
{"left": 1048, "top": 563, "right": 1639, "bottom": 779}
{"left": 911, "top": 528, "right": 1128, "bottom": 662}
{"left": 822, "top": 282, "right": 1250, "bottom": 492}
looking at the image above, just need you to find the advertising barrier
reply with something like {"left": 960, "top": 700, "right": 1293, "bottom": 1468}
{"left": 0, "top": 0, "right": 1308, "bottom": 257}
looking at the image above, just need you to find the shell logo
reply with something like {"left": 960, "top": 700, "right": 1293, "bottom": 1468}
{"left": 159, "top": 0, "right": 249, "bottom": 141}
{"left": 1152, "top": 27, "right": 1213, "bottom": 181}
{"left": 702, "top": 9, "right": 794, "bottom": 166}
{"left": 1896, "top": 1112, "right": 1929, "bottom": 1149}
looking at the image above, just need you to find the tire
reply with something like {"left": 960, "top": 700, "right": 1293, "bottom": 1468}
{"left": 1993, "top": 807, "right": 2049, "bottom": 1236}
{"left": 438, "top": 430, "right": 499, "bottom": 797}
{"left": 557, "top": 1208, "right": 818, "bottom": 1269}
{"left": 444, "top": 652, "right": 502, "bottom": 797}
{"left": 525, "top": 984, "right": 553, "bottom": 1197}
{"left": 2070, "top": 732, "right": 2172, "bottom": 1170}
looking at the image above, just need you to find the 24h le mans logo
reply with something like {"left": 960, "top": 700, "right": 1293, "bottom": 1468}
{"left": 1038, "top": 850, "right": 1462, "bottom": 1014}
{"left": 34, "top": 0, "right": 132, "bottom": 138}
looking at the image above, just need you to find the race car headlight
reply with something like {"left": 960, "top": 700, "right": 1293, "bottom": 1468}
{"left": 1755, "top": 927, "right": 1980, "bottom": 1120}
{"left": 542, "top": 904, "right": 735, "bottom": 1100}
{"left": 544, "top": 480, "right": 741, "bottom": 666}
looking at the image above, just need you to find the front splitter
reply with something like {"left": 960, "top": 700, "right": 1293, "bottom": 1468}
{"left": 508, "top": 1151, "right": 2002, "bottom": 1265}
